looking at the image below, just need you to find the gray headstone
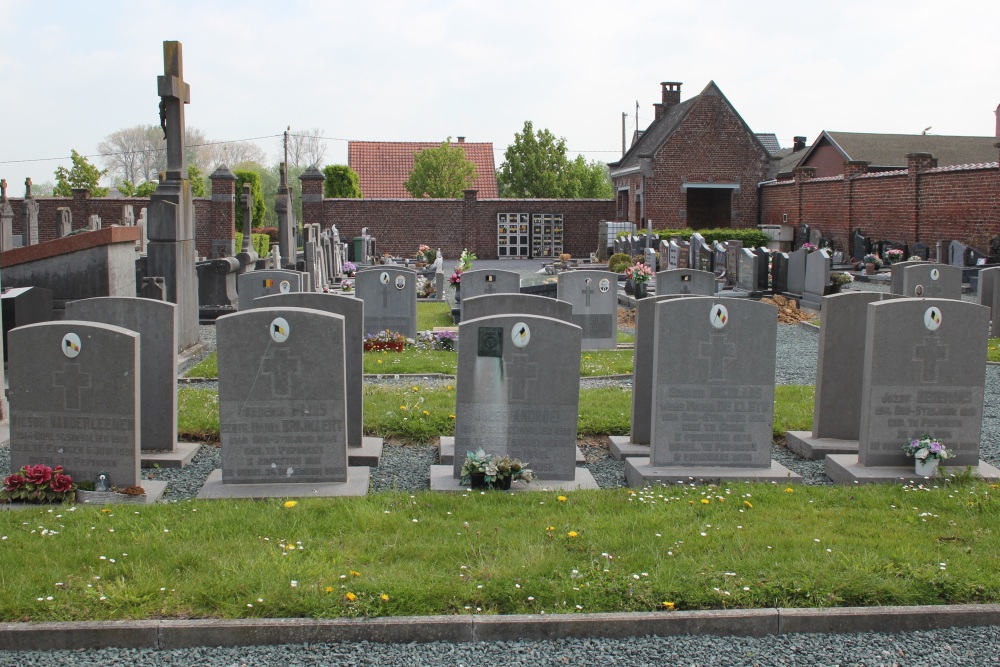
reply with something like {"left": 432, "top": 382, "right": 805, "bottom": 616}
{"left": 137, "top": 208, "right": 148, "bottom": 254}
{"left": 65, "top": 297, "right": 177, "bottom": 452}
{"left": 197, "top": 257, "right": 239, "bottom": 308}
{"left": 557, "top": 270, "right": 618, "bottom": 350}
{"left": 140, "top": 277, "right": 166, "bottom": 301}
{"left": 655, "top": 269, "right": 716, "bottom": 296}
{"left": 237, "top": 269, "right": 304, "bottom": 311}
{"left": 889, "top": 260, "right": 923, "bottom": 296}
{"left": 812, "top": 292, "right": 886, "bottom": 440}
{"left": 899, "top": 263, "right": 962, "bottom": 300}
{"left": 462, "top": 293, "right": 572, "bottom": 323}
{"left": 56, "top": 207, "right": 72, "bottom": 239}
{"left": 355, "top": 267, "right": 417, "bottom": 339}
{"left": 737, "top": 249, "right": 758, "bottom": 293}
{"left": 217, "top": 307, "right": 348, "bottom": 483}
{"left": 725, "top": 240, "right": 744, "bottom": 287}
{"left": 8, "top": 320, "right": 140, "bottom": 488}
{"left": 1, "top": 286, "right": 54, "bottom": 363}
{"left": 122, "top": 205, "right": 135, "bottom": 227}
{"left": 453, "top": 315, "right": 581, "bottom": 480}
{"left": 771, "top": 252, "right": 789, "bottom": 295}
{"left": 786, "top": 248, "right": 807, "bottom": 296}
{"left": 88, "top": 214, "right": 102, "bottom": 231}
{"left": 0, "top": 180, "right": 12, "bottom": 252}
{"left": 980, "top": 266, "right": 1000, "bottom": 335}
{"left": 675, "top": 241, "right": 690, "bottom": 269}
{"left": 650, "top": 298, "right": 776, "bottom": 467}
{"left": 460, "top": 269, "right": 520, "bottom": 302}
{"left": 666, "top": 240, "right": 680, "bottom": 270}
{"left": 800, "top": 249, "right": 831, "bottom": 309}
{"left": 253, "top": 293, "right": 364, "bottom": 449}
{"left": 858, "top": 298, "right": 989, "bottom": 467}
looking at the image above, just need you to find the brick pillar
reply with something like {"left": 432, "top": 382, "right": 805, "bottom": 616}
{"left": 299, "top": 165, "right": 325, "bottom": 229}
{"left": 463, "top": 189, "right": 477, "bottom": 258}
{"left": 793, "top": 167, "right": 815, "bottom": 235}
{"left": 209, "top": 166, "right": 236, "bottom": 257}
{"left": 907, "top": 153, "right": 937, "bottom": 243}
{"left": 844, "top": 160, "right": 869, "bottom": 178}
{"left": 71, "top": 188, "right": 89, "bottom": 232}
{"left": 843, "top": 161, "right": 869, "bottom": 248}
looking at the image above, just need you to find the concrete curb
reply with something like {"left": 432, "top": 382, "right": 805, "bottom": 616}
{"left": 2, "top": 605, "right": 1000, "bottom": 651}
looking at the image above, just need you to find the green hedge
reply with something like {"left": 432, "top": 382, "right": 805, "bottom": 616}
{"left": 234, "top": 232, "right": 271, "bottom": 258}
{"left": 617, "top": 227, "right": 769, "bottom": 249}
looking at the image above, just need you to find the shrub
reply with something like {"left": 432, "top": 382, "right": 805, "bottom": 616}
{"left": 252, "top": 226, "right": 280, "bottom": 244}
{"left": 235, "top": 232, "right": 271, "bottom": 258}
{"left": 617, "top": 227, "right": 770, "bottom": 249}
{"left": 607, "top": 252, "right": 632, "bottom": 273}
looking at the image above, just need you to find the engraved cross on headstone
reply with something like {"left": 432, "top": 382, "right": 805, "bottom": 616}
{"left": 157, "top": 41, "right": 191, "bottom": 178}
{"left": 53, "top": 363, "right": 92, "bottom": 411}
{"left": 698, "top": 333, "right": 736, "bottom": 382}
{"left": 913, "top": 336, "right": 948, "bottom": 383}
{"left": 260, "top": 347, "right": 302, "bottom": 398}
{"left": 581, "top": 283, "right": 595, "bottom": 308}
{"left": 503, "top": 352, "right": 539, "bottom": 403}
{"left": 918, "top": 280, "right": 944, "bottom": 298}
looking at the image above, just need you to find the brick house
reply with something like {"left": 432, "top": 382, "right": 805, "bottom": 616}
{"left": 348, "top": 137, "right": 499, "bottom": 198}
{"left": 607, "top": 81, "right": 771, "bottom": 230}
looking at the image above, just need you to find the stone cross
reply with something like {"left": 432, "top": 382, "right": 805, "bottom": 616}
{"left": 279, "top": 162, "right": 288, "bottom": 189}
{"left": 157, "top": 41, "right": 191, "bottom": 179}
{"left": 0, "top": 179, "right": 6, "bottom": 201}
{"left": 913, "top": 337, "right": 948, "bottom": 383}
{"left": 503, "top": 353, "right": 539, "bottom": 402}
{"left": 260, "top": 347, "right": 302, "bottom": 398}
{"left": 698, "top": 333, "right": 736, "bottom": 382}
{"left": 52, "top": 363, "right": 92, "bottom": 411}
{"left": 24, "top": 177, "right": 32, "bottom": 198}
{"left": 581, "top": 282, "right": 595, "bottom": 308}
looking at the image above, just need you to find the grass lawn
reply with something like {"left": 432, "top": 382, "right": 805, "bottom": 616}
{"left": 989, "top": 338, "right": 1000, "bottom": 363}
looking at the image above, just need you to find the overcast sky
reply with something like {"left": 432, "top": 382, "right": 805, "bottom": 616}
{"left": 2, "top": 0, "right": 999, "bottom": 192}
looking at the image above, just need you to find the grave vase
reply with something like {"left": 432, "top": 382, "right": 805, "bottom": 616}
{"left": 828, "top": 283, "right": 842, "bottom": 295}
{"left": 453, "top": 284, "right": 461, "bottom": 304}
{"left": 914, "top": 458, "right": 939, "bottom": 477}
{"left": 634, "top": 281, "right": 648, "bottom": 299}
{"left": 624, "top": 278, "right": 634, "bottom": 295}
{"left": 865, "top": 263, "right": 876, "bottom": 275}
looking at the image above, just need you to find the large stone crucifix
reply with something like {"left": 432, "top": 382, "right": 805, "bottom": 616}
{"left": 157, "top": 41, "right": 190, "bottom": 180}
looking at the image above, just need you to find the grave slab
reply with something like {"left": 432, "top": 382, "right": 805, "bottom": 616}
{"left": 429, "top": 465, "right": 598, "bottom": 492}
{"left": 437, "top": 436, "right": 585, "bottom": 465}
{"left": 197, "top": 467, "right": 371, "bottom": 498}
{"left": 625, "top": 458, "right": 801, "bottom": 486}
{"left": 607, "top": 435, "right": 649, "bottom": 460}
{"left": 784, "top": 432, "right": 860, "bottom": 460}
{"left": 461, "top": 293, "right": 572, "bottom": 323}
{"left": 824, "top": 455, "right": 1000, "bottom": 484}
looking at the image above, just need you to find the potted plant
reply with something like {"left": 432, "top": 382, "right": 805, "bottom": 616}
{"left": 364, "top": 330, "right": 407, "bottom": 353}
{"left": 626, "top": 262, "right": 654, "bottom": 299}
{"left": 903, "top": 434, "right": 951, "bottom": 476}
{"left": 1, "top": 464, "right": 76, "bottom": 504}
{"left": 341, "top": 279, "right": 354, "bottom": 292}
{"left": 801, "top": 242, "right": 818, "bottom": 253}
{"left": 76, "top": 479, "right": 148, "bottom": 505}
{"left": 419, "top": 244, "right": 435, "bottom": 265}
{"left": 862, "top": 254, "right": 882, "bottom": 275}
{"left": 460, "top": 448, "right": 534, "bottom": 490}
{"left": 885, "top": 248, "right": 904, "bottom": 265}
{"left": 342, "top": 261, "right": 357, "bottom": 277}
{"left": 829, "top": 272, "right": 853, "bottom": 294}
{"left": 434, "top": 330, "right": 457, "bottom": 351}
{"left": 459, "top": 249, "right": 476, "bottom": 272}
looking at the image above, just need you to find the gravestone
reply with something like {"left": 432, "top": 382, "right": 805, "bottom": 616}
{"left": 65, "top": 297, "right": 193, "bottom": 466}
{"left": 899, "top": 263, "right": 961, "bottom": 300}
{"left": 0, "top": 179, "right": 12, "bottom": 251}
{"left": 140, "top": 277, "right": 166, "bottom": 301}
{"left": 237, "top": 269, "right": 304, "bottom": 310}
{"left": 800, "top": 249, "right": 831, "bottom": 310}
{"left": 851, "top": 230, "right": 869, "bottom": 262}
{"left": 947, "top": 240, "right": 968, "bottom": 267}
{"left": 197, "top": 257, "right": 240, "bottom": 313}
{"left": 796, "top": 223, "right": 810, "bottom": 250}
{"left": 786, "top": 248, "right": 808, "bottom": 297}
{"left": 459, "top": 269, "right": 520, "bottom": 321}
{"left": 207, "top": 307, "right": 367, "bottom": 497}
{"left": 737, "top": 249, "right": 759, "bottom": 294}
{"left": 911, "top": 242, "right": 930, "bottom": 261}
{"left": 771, "top": 252, "right": 789, "bottom": 295}
{"left": 274, "top": 162, "right": 297, "bottom": 269}
{"left": 147, "top": 41, "right": 199, "bottom": 352}
{"left": 808, "top": 227, "right": 823, "bottom": 248}
{"left": 688, "top": 233, "right": 706, "bottom": 268}
{"left": 462, "top": 293, "right": 572, "bottom": 324}
{"left": 786, "top": 292, "right": 887, "bottom": 459}
{"left": 889, "top": 260, "right": 924, "bottom": 295}
{"left": 122, "top": 205, "right": 135, "bottom": 227}
{"left": 430, "top": 314, "right": 596, "bottom": 490}
{"left": 303, "top": 226, "right": 320, "bottom": 289}
{"left": 655, "top": 269, "right": 716, "bottom": 296}
{"left": 675, "top": 240, "right": 690, "bottom": 269}
{"left": 253, "top": 292, "right": 380, "bottom": 466}
{"left": 666, "top": 240, "right": 681, "bottom": 269}
{"left": 136, "top": 208, "right": 148, "bottom": 254}
{"left": 1, "top": 286, "right": 53, "bottom": 362}
{"left": 624, "top": 297, "right": 799, "bottom": 485}
{"left": 236, "top": 184, "right": 259, "bottom": 275}
{"left": 826, "top": 298, "right": 1000, "bottom": 483}
{"left": 753, "top": 247, "right": 771, "bottom": 291}
{"left": 88, "top": 215, "right": 102, "bottom": 231}
{"left": 643, "top": 248, "right": 656, "bottom": 273}
{"left": 21, "top": 178, "right": 39, "bottom": 247}
{"left": 979, "top": 266, "right": 1000, "bottom": 335}
{"left": 712, "top": 241, "right": 727, "bottom": 279}
{"left": 355, "top": 267, "right": 417, "bottom": 339}
{"left": 8, "top": 321, "right": 146, "bottom": 490}
{"left": 557, "top": 270, "right": 618, "bottom": 350}
{"left": 55, "top": 207, "right": 72, "bottom": 238}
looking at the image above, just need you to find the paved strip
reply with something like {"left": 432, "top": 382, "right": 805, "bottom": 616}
{"left": 1, "top": 605, "right": 999, "bottom": 652}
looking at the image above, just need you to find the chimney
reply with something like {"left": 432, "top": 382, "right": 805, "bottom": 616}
{"left": 654, "top": 82, "right": 682, "bottom": 120}
{"left": 457, "top": 136, "right": 465, "bottom": 144}
{"left": 793, "top": 136, "right": 807, "bottom": 152}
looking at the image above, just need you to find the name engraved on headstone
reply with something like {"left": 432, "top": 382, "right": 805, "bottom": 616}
{"left": 454, "top": 404, "right": 578, "bottom": 472}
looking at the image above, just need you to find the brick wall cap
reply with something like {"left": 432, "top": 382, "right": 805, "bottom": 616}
{"left": 209, "top": 165, "right": 236, "bottom": 180}
{"left": 299, "top": 166, "right": 325, "bottom": 181}
{"left": 905, "top": 152, "right": 934, "bottom": 159}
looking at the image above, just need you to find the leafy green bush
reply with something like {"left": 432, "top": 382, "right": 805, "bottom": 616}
{"left": 234, "top": 232, "right": 271, "bottom": 258}
{"left": 607, "top": 252, "right": 632, "bottom": 273}
{"left": 617, "top": 227, "right": 769, "bottom": 249}
{"left": 233, "top": 169, "right": 266, "bottom": 233}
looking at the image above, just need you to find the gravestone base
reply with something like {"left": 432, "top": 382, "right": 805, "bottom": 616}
{"left": 195, "top": 467, "right": 371, "bottom": 499}
{"left": 76, "top": 480, "right": 168, "bottom": 506}
{"left": 437, "top": 436, "right": 585, "bottom": 466}
{"left": 349, "top": 437, "right": 384, "bottom": 467}
{"left": 177, "top": 341, "right": 210, "bottom": 376}
{"left": 624, "top": 458, "right": 802, "bottom": 487}
{"left": 785, "top": 432, "right": 859, "bottom": 461}
{"left": 140, "top": 442, "right": 201, "bottom": 469}
{"left": 825, "top": 455, "right": 1000, "bottom": 485}
{"left": 607, "top": 436, "right": 650, "bottom": 460}
{"left": 428, "top": 465, "right": 599, "bottom": 492}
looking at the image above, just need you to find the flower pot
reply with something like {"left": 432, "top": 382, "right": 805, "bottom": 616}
{"left": 624, "top": 278, "right": 634, "bottom": 295}
{"left": 453, "top": 284, "right": 461, "bottom": 304}
{"left": 915, "top": 458, "right": 939, "bottom": 477}
{"left": 468, "top": 473, "right": 512, "bottom": 490}
{"left": 634, "top": 281, "right": 648, "bottom": 299}
{"left": 865, "top": 263, "right": 876, "bottom": 275}
{"left": 828, "top": 283, "right": 842, "bottom": 295}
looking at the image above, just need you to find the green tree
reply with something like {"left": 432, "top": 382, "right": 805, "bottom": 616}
{"left": 188, "top": 164, "right": 206, "bottom": 198}
{"left": 404, "top": 138, "right": 477, "bottom": 198}
{"left": 119, "top": 180, "right": 158, "bottom": 197}
{"left": 323, "top": 164, "right": 362, "bottom": 198}
{"left": 54, "top": 149, "right": 109, "bottom": 197}
{"left": 233, "top": 166, "right": 266, "bottom": 233}
{"left": 564, "top": 155, "right": 613, "bottom": 199}
{"left": 497, "top": 121, "right": 569, "bottom": 198}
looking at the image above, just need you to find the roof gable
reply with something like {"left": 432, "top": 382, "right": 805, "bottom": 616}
{"left": 799, "top": 131, "right": 999, "bottom": 170}
{"left": 348, "top": 141, "right": 498, "bottom": 198}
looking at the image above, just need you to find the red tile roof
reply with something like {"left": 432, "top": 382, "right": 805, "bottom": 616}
{"left": 348, "top": 140, "right": 498, "bottom": 199}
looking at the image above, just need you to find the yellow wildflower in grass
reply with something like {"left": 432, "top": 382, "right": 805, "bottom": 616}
{"left": 345, "top": 592, "right": 357, "bottom": 602}
{"left": 449, "top": 414, "right": 456, "bottom": 420}
{"left": 412, "top": 386, "right": 419, "bottom": 392}
{"left": 325, "top": 586, "right": 334, "bottom": 593}
{"left": 567, "top": 531, "right": 579, "bottom": 538}
{"left": 101, "top": 509, "right": 112, "bottom": 514}
{"left": 785, "top": 487, "right": 794, "bottom": 493}
{"left": 744, "top": 500, "right": 753, "bottom": 508}
{"left": 422, "top": 410, "right": 429, "bottom": 416}
{"left": 446, "top": 385, "right": 453, "bottom": 390}
{"left": 350, "top": 570, "right": 361, "bottom": 577}
{"left": 283, "top": 500, "right": 298, "bottom": 508}
{"left": 381, "top": 594, "right": 390, "bottom": 601}
{"left": 700, "top": 498, "right": 710, "bottom": 505}
{"left": 376, "top": 359, "right": 383, "bottom": 364}
{"left": 399, "top": 405, "right": 407, "bottom": 411}
{"left": 557, "top": 495, "right": 567, "bottom": 502}
{"left": 662, "top": 601, "right": 675, "bottom": 610}
{"left": 546, "top": 526, "right": 555, "bottom": 532}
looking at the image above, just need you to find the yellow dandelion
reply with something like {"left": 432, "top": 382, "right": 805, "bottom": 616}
{"left": 399, "top": 405, "right": 407, "bottom": 411}
{"left": 567, "top": 531, "right": 579, "bottom": 538}
{"left": 700, "top": 498, "right": 710, "bottom": 505}
{"left": 325, "top": 586, "right": 334, "bottom": 593}
{"left": 744, "top": 500, "right": 753, "bottom": 508}
{"left": 449, "top": 414, "right": 456, "bottom": 420}
{"left": 546, "top": 526, "right": 555, "bottom": 532}
{"left": 584, "top": 356, "right": 591, "bottom": 360}
{"left": 381, "top": 594, "right": 390, "bottom": 601}
{"left": 412, "top": 386, "right": 419, "bottom": 392}
{"left": 101, "top": 509, "right": 112, "bottom": 514}
{"left": 376, "top": 359, "right": 383, "bottom": 364}
{"left": 283, "top": 500, "right": 298, "bottom": 508}
{"left": 345, "top": 592, "right": 357, "bottom": 602}
{"left": 350, "top": 570, "right": 361, "bottom": 577}
{"left": 557, "top": 495, "right": 567, "bottom": 502}
{"left": 785, "top": 487, "right": 794, "bottom": 493}
{"left": 422, "top": 410, "right": 429, "bottom": 416}
{"left": 662, "top": 601, "right": 675, "bottom": 610}
{"left": 446, "top": 385, "right": 454, "bottom": 390}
